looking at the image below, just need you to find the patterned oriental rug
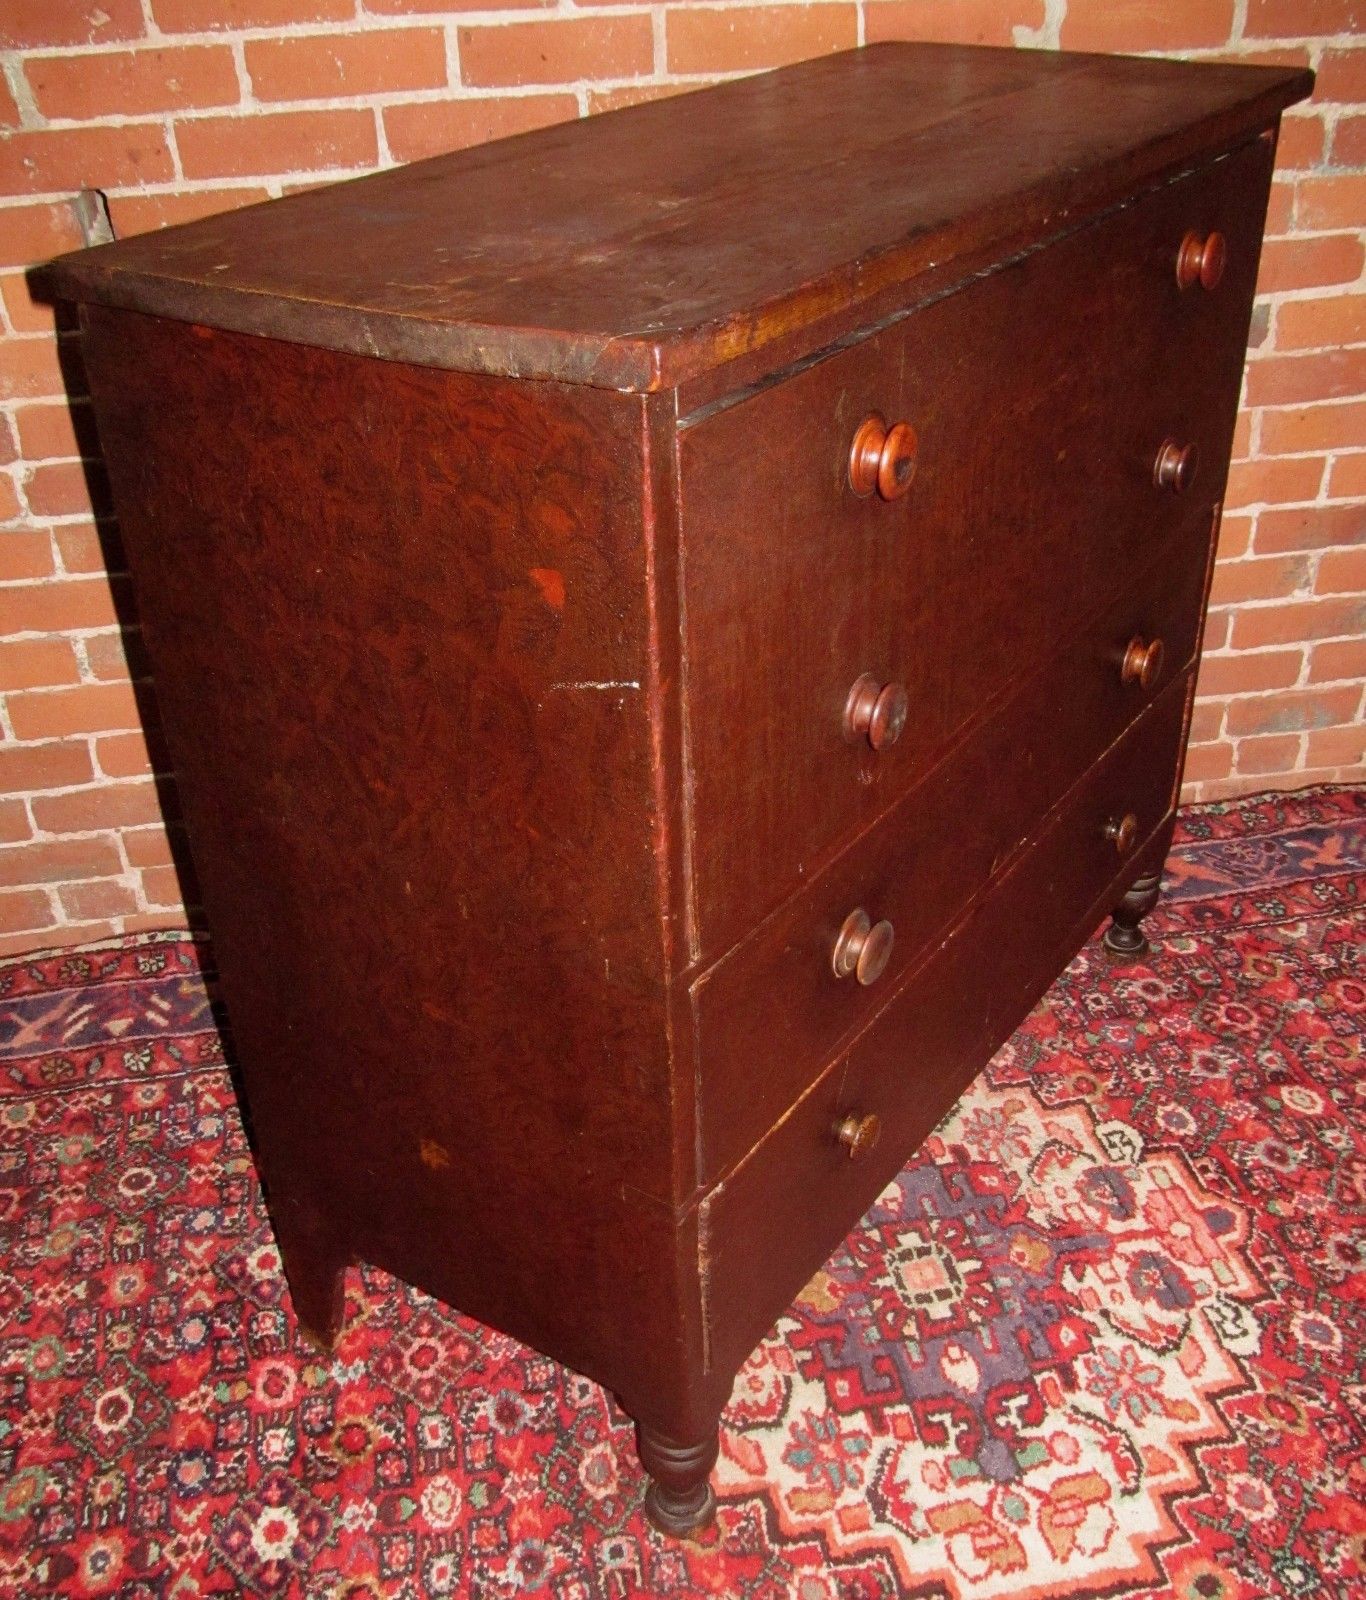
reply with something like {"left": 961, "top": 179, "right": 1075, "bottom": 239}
{"left": 0, "top": 786, "right": 1363, "bottom": 1600}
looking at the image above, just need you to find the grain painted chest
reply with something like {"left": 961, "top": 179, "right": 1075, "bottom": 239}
{"left": 50, "top": 43, "right": 1313, "bottom": 1533}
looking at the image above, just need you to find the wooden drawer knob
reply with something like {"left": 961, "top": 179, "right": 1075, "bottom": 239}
{"left": 1153, "top": 439, "right": 1198, "bottom": 493}
{"left": 1177, "top": 230, "right": 1227, "bottom": 291}
{"left": 836, "top": 1112, "right": 882, "bottom": 1159}
{"left": 844, "top": 674, "right": 909, "bottom": 749}
{"left": 1105, "top": 813, "right": 1139, "bottom": 855}
{"left": 832, "top": 908, "right": 895, "bottom": 985}
{"left": 849, "top": 414, "right": 918, "bottom": 500}
{"left": 1121, "top": 635, "right": 1165, "bottom": 690}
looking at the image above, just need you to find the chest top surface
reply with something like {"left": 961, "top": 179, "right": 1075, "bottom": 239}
{"left": 49, "top": 42, "right": 1310, "bottom": 393}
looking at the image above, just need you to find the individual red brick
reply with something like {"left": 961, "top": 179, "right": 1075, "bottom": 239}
{"left": 140, "top": 866, "right": 186, "bottom": 909}
{"left": 0, "top": 414, "right": 15, "bottom": 468}
{"left": 0, "top": 473, "right": 20, "bottom": 526}
{"left": 32, "top": 780, "right": 166, "bottom": 834}
{"left": 1229, "top": 595, "right": 1366, "bottom": 649}
{"left": 1202, "top": 609, "right": 1232, "bottom": 651}
{"left": 1275, "top": 112, "right": 1326, "bottom": 171}
{"left": 26, "top": 45, "right": 240, "bottom": 121}
{"left": 1330, "top": 112, "right": 1366, "bottom": 168}
{"left": 1225, "top": 455, "right": 1325, "bottom": 509}
{"left": 461, "top": 16, "right": 653, "bottom": 87}
{"left": 0, "top": 887, "right": 54, "bottom": 933}
{"left": 0, "top": 336, "right": 68, "bottom": 404}
{"left": 1275, "top": 294, "right": 1366, "bottom": 352}
{"left": 1316, "top": 47, "right": 1366, "bottom": 105}
{"left": 1263, "top": 179, "right": 1295, "bottom": 237}
{"left": 1245, "top": 349, "right": 1366, "bottom": 407}
{"left": 1308, "top": 637, "right": 1366, "bottom": 682}
{"left": 586, "top": 84, "right": 688, "bottom": 115}
{"left": 246, "top": 29, "right": 447, "bottom": 101}
{"left": 1327, "top": 453, "right": 1366, "bottom": 498}
{"left": 0, "top": 739, "right": 94, "bottom": 792}
{"left": 0, "top": 637, "right": 80, "bottom": 691}
{"left": 6, "top": 681, "right": 142, "bottom": 740}
{"left": 0, "top": 124, "right": 175, "bottom": 195}
{"left": 1255, "top": 234, "right": 1364, "bottom": 296}
{"left": 1255, "top": 503, "right": 1365, "bottom": 553}
{"left": 1208, "top": 554, "right": 1309, "bottom": 606}
{"left": 1316, "top": 546, "right": 1366, "bottom": 592}
{"left": 1234, "top": 733, "right": 1303, "bottom": 775}
{"left": 1261, "top": 400, "right": 1366, "bottom": 457}
{"left": 1231, "top": 409, "right": 1254, "bottom": 462}
{"left": 175, "top": 110, "right": 378, "bottom": 181}
{"left": 1, "top": 0, "right": 144, "bottom": 48}
{"left": 83, "top": 630, "right": 147, "bottom": 683}
{"left": 0, "top": 575, "right": 123, "bottom": 635}
{"left": 666, "top": 5, "right": 856, "bottom": 75}
{"left": 1196, "top": 648, "right": 1303, "bottom": 697}
{"left": 55, "top": 522, "right": 118, "bottom": 576}
{"left": 865, "top": 0, "right": 1042, "bottom": 46}
{"left": 0, "top": 835, "right": 122, "bottom": 888}
{"left": 1182, "top": 742, "right": 1233, "bottom": 782}
{"left": 95, "top": 731, "right": 159, "bottom": 779}
{"left": 0, "top": 75, "right": 19, "bottom": 129}
{"left": 0, "top": 529, "right": 54, "bottom": 580}
{"left": 1217, "top": 511, "right": 1253, "bottom": 559}
{"left": 123, "top": 824, "right": 178, "bottom": 868}
{"left": 1305, "top": 723, "right": 1366, "bottom": 767}
{"left": 383, "top": 93, "right": 577, "bottom": 161}
{"left": 1295, "top": 175, "right": 1366, "bottom": 233}
{"left": 13, "top": 401, "right": 90, "bottom": 463}
{"left": 0, "top": 800, "right": 31, "bottom": 844}
{"left": 1247, "top": 0, "right": 1364, "bottom": 37}
{"left": 1061, "top": 0, "right": 1235, "bottom": 51}
{"left": 58, "top": 878, "right": 140, "bottom": 920}
{"left": 1188, "top": 701, "right": 1224, "bottom": 743}
{"left": 0, "top": 201, "right": 85, "bottom": 271}
{"left": 1225, "top": 683, "right": 1361, "bottom": 736}
{"left": 107, "top": 187, "right": 273, "bottom": 237}
{"left": 24, "top": 460, "right": 108, "bottom": 519}
{"left": 1, "top": 272, "right": 58, "bottom": 336}
{"left": 153, "top": 0, "right": 354, "bottom": 28}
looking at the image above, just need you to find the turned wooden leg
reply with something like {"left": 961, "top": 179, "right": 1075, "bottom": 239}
{"left": 1103, "top": 870, "right": 1162, "bottom": 959}
{"left": 636, "top": 1419, "right": 720, "bottom": 1538}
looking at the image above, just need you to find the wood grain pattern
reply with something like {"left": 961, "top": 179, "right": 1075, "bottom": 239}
{"left": 678, "top": 135, "right": 1273, "bottom": 957}
{"left": 47, "top": 44, "right": 1309, "bottom": 392}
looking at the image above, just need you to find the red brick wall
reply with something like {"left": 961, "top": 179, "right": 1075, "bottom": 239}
{"left": 1, "top": 0, "right": 1363, "bottom": 955}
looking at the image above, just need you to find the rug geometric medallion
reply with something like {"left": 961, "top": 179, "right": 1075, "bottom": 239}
{"left": 0, "top": 785, "right": 1362, "bottom": 1598}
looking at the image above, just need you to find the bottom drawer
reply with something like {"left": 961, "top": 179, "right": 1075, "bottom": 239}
{"left": 699, "top": 672, "right": 1190, "bottom": 1381}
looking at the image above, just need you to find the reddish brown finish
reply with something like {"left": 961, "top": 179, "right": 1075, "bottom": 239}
{"left": 1177, "top": 228, "right": 1228, "bottom": 290}
{"left": 45, "top": 45, "right": 1309, "bottom": 393}
{"left": 678, "top": 133, "right": 1275, "bottom": 959}
{"left": 1122, "top": 634, "right": 1167, "bottom": 689}
{"left": 848, "top": 414, "right": 918, "bottom": 500}
{"left": 701, "top": 677, "right": 1191, "bottom": 1384}
{"left": 842, "top": 674, "right": 909, "bottom": 749}
{"left": 691, "top": 539, "right": 1213, "bottom": 1182}
{"left": 1154, "top": 437, "right": 1200, "bottom": 492}
{"left": 51, "top": 44, "right": 1307, "bottom": 1538}
{"left": 835, "top": 1112, "right": 882, "bottom": 1160}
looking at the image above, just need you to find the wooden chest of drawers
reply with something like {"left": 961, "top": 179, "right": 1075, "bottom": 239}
{"left": 50, "top": 43, "right": 1312, "bottom": 1534}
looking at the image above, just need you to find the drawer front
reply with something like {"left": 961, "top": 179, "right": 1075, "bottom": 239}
{"left": 693, "top": 541, "right": 1211, "bottom": 1182}
{"left": 699, "top": 673, "right": 1190, "bottom": 1380}
{"left": 678, "top": 135, "right": 1272, "bottom": 956}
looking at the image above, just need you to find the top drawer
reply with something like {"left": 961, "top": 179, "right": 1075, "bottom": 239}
{"left": 677, "top": 134, "right": 1273, "bottom": 958}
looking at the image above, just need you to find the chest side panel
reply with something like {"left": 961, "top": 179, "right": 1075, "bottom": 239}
{"left": 79, "top": 311, "right": 685, "bottom": 1366}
